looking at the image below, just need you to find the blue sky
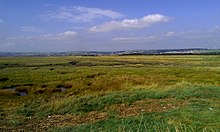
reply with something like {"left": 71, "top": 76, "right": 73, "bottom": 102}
{"left": 0, "top": 0, "right": 220, "bottom": 52}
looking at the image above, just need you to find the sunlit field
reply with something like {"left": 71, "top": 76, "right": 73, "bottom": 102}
{"left": 0, "top": 55, "right": 220, "bottom": 131}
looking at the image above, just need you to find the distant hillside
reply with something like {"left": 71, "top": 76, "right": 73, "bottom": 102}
{"left": 0, "top": 48, "right": 220, "bottom": 57}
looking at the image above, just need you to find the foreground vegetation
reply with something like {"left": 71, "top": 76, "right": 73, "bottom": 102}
{"left": 0, "top": 55, "right": 220, "bottom": 131}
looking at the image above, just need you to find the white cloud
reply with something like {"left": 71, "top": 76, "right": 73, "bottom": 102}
{"left": 21, "top": 26, "right": 42, "bottom": 33}
{"left": 89, "top": 14, "right": 170, "bottom": 32}
{"left": 112, "top": 36, "right": 156, "bottom": 42}
{"left": 6, "top": 31, "right": 77, "bottom": 43}
{"left": 74, "top": 6, "right": 123, "bottom": 19}
{"left": 41, "top": 31, "right": 77, "bottom": 41}
{"left": 165, "top": 32, "right": 177, "bottom": 37}
{"left": 0, "top": 19, "right": 3, "bottom": 23}
{"left": 41, "top": 6, "right": 123, "bottom": 22}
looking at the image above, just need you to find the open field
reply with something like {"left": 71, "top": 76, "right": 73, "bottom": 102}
{"left": 0, "top": 55, "right": 220, "bottom": 131}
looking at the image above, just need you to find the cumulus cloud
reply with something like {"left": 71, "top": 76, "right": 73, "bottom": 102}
{"left": 41, "top": 6, "right": 123, "bottom": 22}
{"left": 21, "top": 26, "right": 42, "bottom": 33}
{"left": 89, "top": 14, "right": 170, "bottom": 32}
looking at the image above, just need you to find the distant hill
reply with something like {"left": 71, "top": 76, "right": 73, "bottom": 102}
{"left": 0, "top": 48, "right": 220, "bottom": 57}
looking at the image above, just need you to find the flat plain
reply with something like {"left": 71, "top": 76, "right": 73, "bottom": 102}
{"left": 0, "top": 55, "right": 220, "bottom": 131}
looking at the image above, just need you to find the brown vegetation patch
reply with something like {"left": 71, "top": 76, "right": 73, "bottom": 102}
{"left": 15, "top": 86, "right": 30, "bottom": 93}
{"left": 68, "top": 60, "right": 79, "bottom": 65}
{"left": 0, "top": 90, "right": 20, "bottom": 96}
{"left": 21, "top": 111, "right": 107, "bottom": 130}
{"left": 59, "top": 71, "right": 71, "bottom": 74}
{"left": 31, "top": 98, "right": 186, "bottom": 130}
{"left": 86, "top": 72, "right": 107, "bottom": 78}
{"left": 64, "top": 83, "right": 73, "bottom": 88}
{"left": 33, "top": 87, "right": 61, "bottom": 94}
{"left": 108, "top": 98, "right": 186, "bottom": 117}
{"left": 1, "top": 98, "right": 188, "bottom": 131}
{"left": 56, "top": 83, "right": 73, "bottom": 89}
{"left": 23, "top": 84, "right": 34, "bottom": 87}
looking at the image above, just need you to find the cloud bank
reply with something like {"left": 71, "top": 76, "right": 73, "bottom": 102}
{"left": 1, "top": 31, "right": 78, "bottom": 51}
{"left": 112, "top": 36, "right": 156, "bottom": 42}
{"left": 89, "top": 14, "right": 170, "bottom": 32}
{"left": 6, "top": 31, "right": 77, "bottom": 43}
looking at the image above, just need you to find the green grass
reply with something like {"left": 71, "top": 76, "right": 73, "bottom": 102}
{"left": 0, "top": 55, "right": 220, "bottom": 131}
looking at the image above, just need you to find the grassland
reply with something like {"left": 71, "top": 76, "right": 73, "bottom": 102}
{"left": 0, "top": 55, "right": 220, "bottom": 131}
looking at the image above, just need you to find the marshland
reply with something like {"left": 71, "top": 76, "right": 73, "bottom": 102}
{"left": 0, "top": 55, "right": 219, "bottom": 131}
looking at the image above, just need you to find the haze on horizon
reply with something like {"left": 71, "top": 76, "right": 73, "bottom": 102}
{"left": 0, "top": 0, "right": 220, "bottom": 52}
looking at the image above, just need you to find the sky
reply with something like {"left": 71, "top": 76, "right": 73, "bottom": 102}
{"left": 0, "top": 0, "right": 220, "bottom": 52}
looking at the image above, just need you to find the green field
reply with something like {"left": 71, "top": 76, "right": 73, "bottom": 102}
{"left": 0, "top": 55, "right": 220, "bottom": 131}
